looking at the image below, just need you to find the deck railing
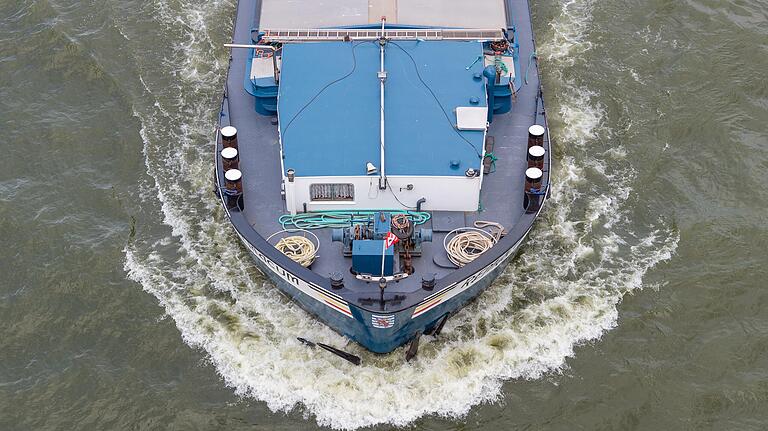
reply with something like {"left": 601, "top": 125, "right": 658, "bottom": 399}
{"left": 260, "top": 28, "right": 505, "bottom": 42}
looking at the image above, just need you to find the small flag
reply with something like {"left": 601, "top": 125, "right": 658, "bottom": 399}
{"left": 385, "top": 232, "right": 399, "bottom": 248}
{"left": 371, "top": 314, "right": 395, "bottom": 329}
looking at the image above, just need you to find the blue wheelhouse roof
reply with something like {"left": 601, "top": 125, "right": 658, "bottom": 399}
{"left": 278, "top": 40, "right": 486, "bottom": 177}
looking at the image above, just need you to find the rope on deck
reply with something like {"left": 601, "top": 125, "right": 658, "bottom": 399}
{"left": 267, "top": 229, "right": 319, "bottom": 267}
{"left": 444, "top": 221, "right": 505, "bottom": 267}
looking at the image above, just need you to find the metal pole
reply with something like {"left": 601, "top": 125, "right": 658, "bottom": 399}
{"left": 378, "top": 18, "right": 387, "bottom": 190}
{"left": 380, "top": 239, "right": 386, "bottom": 277}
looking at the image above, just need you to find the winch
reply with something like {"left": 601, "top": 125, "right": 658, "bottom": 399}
{"left": 332, "top": 212, "right": 432, "bottom": 277}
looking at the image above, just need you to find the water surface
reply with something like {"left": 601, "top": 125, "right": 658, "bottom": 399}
{"left": 1, "top": 0, "right": 767, "bottom": 429}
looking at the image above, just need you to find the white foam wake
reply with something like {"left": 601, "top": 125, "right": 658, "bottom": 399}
{"left": 123, "top": 0, "right": 678, "bottom": 429}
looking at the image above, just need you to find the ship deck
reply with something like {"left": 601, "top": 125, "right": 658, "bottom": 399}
{"left": 219, "top": 0, "right": 548, "bottom": 306}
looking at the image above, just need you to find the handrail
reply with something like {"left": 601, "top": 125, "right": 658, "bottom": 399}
{"left": 224, "top": 43, "right": 280, "bottom": 84}
{"left": 260, "top": 28, "right": 505, "bottom": 42}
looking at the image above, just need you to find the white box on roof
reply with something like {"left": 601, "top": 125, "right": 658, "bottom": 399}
{"left": 456, "top": 107, "right": 489, "bottom": 131}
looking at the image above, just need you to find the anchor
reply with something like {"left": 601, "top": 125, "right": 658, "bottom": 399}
{"left": 405, "top": 332, "right": 421, "bottom": 362}
{"left": 406, "top": 313, "right": 451, "bottom": 361}
{"left": 425, "top": 313, "right": 451, "bottom": 337}
{"left": 297, "top": 337, "right": 361, "bottom": 366}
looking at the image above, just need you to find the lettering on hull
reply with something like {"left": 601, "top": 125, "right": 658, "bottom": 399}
{"left": 412, "top": 236, "right": 526, "bottom": 318}
{"left": 236, "top": 231, "right": 353, "bottom": 318}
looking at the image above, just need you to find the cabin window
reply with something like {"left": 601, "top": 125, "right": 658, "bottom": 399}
{"left": 310, "top": 183, "right": 355, "bottom": 201}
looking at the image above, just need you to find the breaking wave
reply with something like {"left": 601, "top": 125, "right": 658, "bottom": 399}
{"left": 123, "top": 0, "right": 679, "bottom": 429}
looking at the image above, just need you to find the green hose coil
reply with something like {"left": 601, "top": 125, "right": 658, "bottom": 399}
{"left": 279, "top": 211, "right": 431, "bottom": 230}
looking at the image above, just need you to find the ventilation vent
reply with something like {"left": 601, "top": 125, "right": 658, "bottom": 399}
{"left": 310, "top": 184, "right": 355, "bottom": 201}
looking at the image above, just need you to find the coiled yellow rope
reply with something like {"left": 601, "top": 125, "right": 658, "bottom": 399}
{"left": 267, "top": 229, "right": 319, "bottom": 267}
{"left": 444, "top": 221, "right": 505, "bottom": 268}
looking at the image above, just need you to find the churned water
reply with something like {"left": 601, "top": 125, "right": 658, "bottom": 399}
{"left": 1, "top": 0, "right": 767, "bottom": 429}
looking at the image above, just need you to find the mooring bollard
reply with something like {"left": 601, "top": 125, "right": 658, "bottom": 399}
{"left": 221, "top": 126, "right": 238, "bottom": 149}
{"left": 527, "top": 145, "right": 545, "bottom": 169}
{"left": 524, "top": 167, "right": 544, "bottom": 213}
{"left": 527, "top": 124, "right": 545, "bottom": 149}
{"left": 224, "top": 169, "right": 243, "bottom": 209}
{"left": 221, "top": 147, "right": 239, "bottom": 171}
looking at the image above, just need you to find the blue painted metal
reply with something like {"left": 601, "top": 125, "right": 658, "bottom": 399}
{"left": 243, "top": 49, "right": 279, "bottom": 115}
{"left": 352, "top": 240, "right": 394, "bottom": 277}
{"left": 278, "top": 41, "right": 486, "bottom": 177}
{"left": 372, "top": 212, "right": 391, "bottom": 239}
{"left": 483, "top": 55, "right": 521, "bottom": 117}
{"left": 492, "top": 56, "right": 522, "bottom": 115}
{"left": 483, "top": 65, "right": 497, "bottom": 122}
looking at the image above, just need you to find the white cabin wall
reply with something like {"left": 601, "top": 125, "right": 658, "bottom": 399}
{"left": 285, "top": 175, "right": 482, "bottom": 213}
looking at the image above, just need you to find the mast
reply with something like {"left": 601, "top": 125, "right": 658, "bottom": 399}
{"left": 377, "top": 17, "right": 387, "bottom": 190}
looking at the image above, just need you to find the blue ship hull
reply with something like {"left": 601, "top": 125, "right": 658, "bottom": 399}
{"left": 233, "top": 224, "right": 528, "bottom": 353}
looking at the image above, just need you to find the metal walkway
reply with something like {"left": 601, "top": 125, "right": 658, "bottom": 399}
{"left": 259, "top": 0, "right": 509, "bottom": 30}
{"left": 261, "top": 28, "right": 505, "bottom": 42}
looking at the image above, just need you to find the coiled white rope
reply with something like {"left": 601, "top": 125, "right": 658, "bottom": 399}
{"left": 267, "top": 229, "right": 319, "bottom": 267}
{"left": 473, "top": 220, "right": 505, "bottom": 242}
{"left": 444, "top": 221, "right": 505, "bottom": 267}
